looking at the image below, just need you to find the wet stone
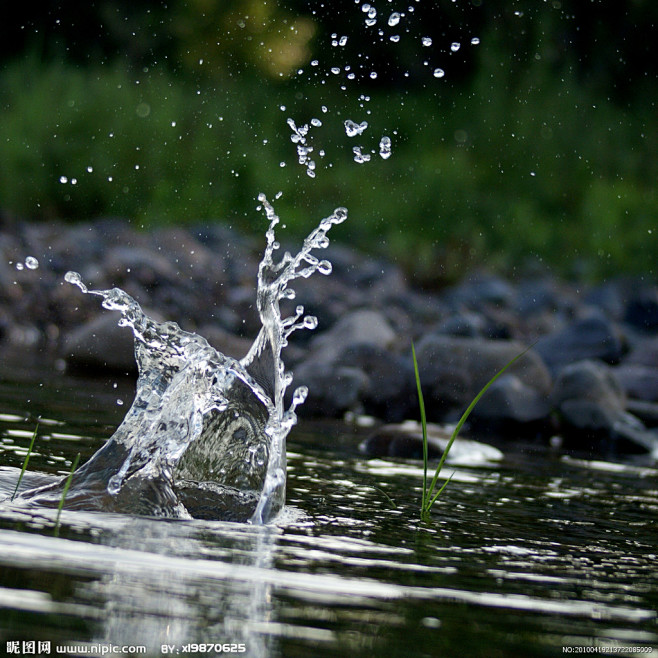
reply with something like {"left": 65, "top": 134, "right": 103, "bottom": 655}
{"left": 534, "top": 311, "right": 624, "bottom": 374}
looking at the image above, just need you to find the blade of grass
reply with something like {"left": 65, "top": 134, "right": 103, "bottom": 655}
{"left": 420, "top": 344, "right": 535, "bottom": 518}
{"left": 411, "top": 342, "right": 429, "bottom": 513}
{"left": 54, "top": 452, "right": 80, "bottom": 537}
{"left": 11, "top": 422, "right": 39, "bottom": 501}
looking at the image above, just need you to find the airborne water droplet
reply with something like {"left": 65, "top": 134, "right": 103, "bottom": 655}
{"left": 379, "top": 136, "right": 392, "bottom": 159}
{"left": 344, "top": 119, "right": 369, "bottom": 137}
{"left": 352, "top": 146, "right": 372, "bottom": 164}
{"left": 433, "top": 68, "right": 445, "bottom": 78}
{"left": 451, "top": 42, "right": 461, "bottom": 52}
{"left": 25, "top": 256, "right": 39, "bottom": 270}
{"left": 422, "top": 37, "right": 432, "bottom": 47}
{"left": 388, "top": 12, "right": 401, "bottom": 27}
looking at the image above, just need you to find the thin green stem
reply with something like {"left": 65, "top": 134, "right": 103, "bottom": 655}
{"left": 54, "top": 452, "right": 80, "bottom": 537}
{"left": 411, "top": 342, "right": 429, "bottom": 514}
{"left": 11, "top": 422, "right": 39, "bottom": 501}
{"left": 418, "top": 344, "right": 534, "bottom": 520}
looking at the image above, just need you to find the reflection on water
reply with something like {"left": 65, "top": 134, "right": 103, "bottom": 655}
{"left": 0, "top": 369, "right": 657, "bottom": 656}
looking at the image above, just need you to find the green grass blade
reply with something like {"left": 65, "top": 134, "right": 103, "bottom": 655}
{"left": 411, "top": 341, "right": 429, "bottom": 513}
{"left": 11, "top": 422, "right": 39, "bottom": 501}
{"left": 423, "top": 344, "right": 534, "bottom": 514}
{"left": 54, "top": 452, "right": 80, "bottom": 537}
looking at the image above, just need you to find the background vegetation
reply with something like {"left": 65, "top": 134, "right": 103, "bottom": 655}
{"left": 1, "top": 1, "right": 656, "bottom": 282}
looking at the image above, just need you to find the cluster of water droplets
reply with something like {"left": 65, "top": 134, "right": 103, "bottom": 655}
{"left": 281, "top": 1, "right": 482, "bottom": 176}
{"left": 13, "top": 256, "right": 39, "bottom": 271}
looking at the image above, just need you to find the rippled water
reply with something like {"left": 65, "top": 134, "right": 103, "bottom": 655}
{"left": 1, "top": 353, "right": 657, "bottom": 657}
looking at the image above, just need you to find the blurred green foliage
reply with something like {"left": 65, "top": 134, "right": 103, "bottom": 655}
{"left": 0, "top": 1, "right": 656, "bottom": 281}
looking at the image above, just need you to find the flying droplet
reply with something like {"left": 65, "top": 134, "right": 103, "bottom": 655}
{"left": 25, "top": 256, "right": 39, "bottom": 270}
{"left": 422, "top": 37, "right": 432, "bottom": 47}
{"left": 388, "top": 12, "right": 401, "bottom": 27}
{"left": 433, "top": 68, "right": 445, "bottom": 78}
{"left": 344, "top": 120, "right": 369, "bottom": 137}
{"left": 451, "top": 42, "right": 461, "bottom": 52}
{"left": 379, "top": 136, "right": 392, "bottom": 159}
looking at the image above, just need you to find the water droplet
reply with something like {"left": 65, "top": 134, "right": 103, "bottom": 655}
{"left": 390, "top": 35, "right": 400, "bottom": 43}
{"left": 59, "top": 176, "right": 68, "bottom": 184}
{"left": 433, "top": 68, "right": 445, "bottom": 78}
{"left": 344, "top": 120, "right": 369, "bottom": 137}
{"left": 379, "top": 136, "right": 392, "bottom": 159}
{"left": 370, "top": 71, "right": 378, "bottom": 79}
{"left": 86, "top": 166, "right": 93, "bottom": 173}
{"left": 388, "top": 12, "right": 401, "bottom": 27}
{"left": 311, "top": 118, "right": 322, "bottom": 127}
{"left": 352, "top": 146, "right": 372, "bottom": 164}
{"left": 15, "top": 262, "right": 24, "bottom": 271}
{"left": 339, "top": 36, "right": 348, "bottom": 46}
{"left": 117, "top": 399, "right": 124, "bottom": 406}
{"left": 422, "top": 37, "right": 432, "bottom": 47}
{"left": 317, "top": 260, "right": 332, "bottom": 275}
{"left": 25, "top": 256, "right": 39, "bottom": 270}
{"left": 303, "top": 315, "right": 319, "bottom": 329}
{"left": 331, "top": 67, "right": 340, "bottom": 75}
{"left": 471, "top": 37, "right": 480, "bottom": 45}
{"left": 451, "top": 42, "right": 461, "bottom": 52}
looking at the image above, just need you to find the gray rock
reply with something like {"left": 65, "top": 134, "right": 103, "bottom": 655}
{"left": 613, "top": 364, "right": 658, "bottom": 402}
{"left": 291, "top": 362, "right": 367, "bottom": 417}
{"left": 360, "top": 421, "right": 503, "bottom": 464}
{"left": 413, "top": 335, "right": 552, "bottom": 419}
{"left": 336, "top": 344, "right": 415, "bottom": 422}
{"left": 624, "top": 286, "right": 658, "bottom": 332}
{"left": 534, "top": 311, "right": 624, "bottom": 373}
{"left": 445, "top": 273, "right": 516, "bottom": 310}
{"left": 63, "top": 313, "right": 137, "bottom": 373}
{"left": 308, "top": 309, "right": 396, "bottom": 365}
{"left": 472, "top": 373, "right": 551, "bottom": 424}
{"left": 551, "top": 360, "right": 632, "bottom": 442}
{"left": 624, "top": 336, "right": 658, "bottom": 368}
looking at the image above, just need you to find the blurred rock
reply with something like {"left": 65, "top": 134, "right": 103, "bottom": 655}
{"left": 63, "top": 313, "right": 136, "bottom": 373}
{"left": 413, "top": 335, "right": 551, "bottom": 419}
{"left": 534, "top": 312, "right": 624, "bottom": 373}
{"left": 360, "top": 421, "right": 503, "bottom": 464}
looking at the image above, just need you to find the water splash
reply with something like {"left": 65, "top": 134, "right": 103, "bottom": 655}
{"left": 18, "top": 200, "right": 347, "bottom": 524}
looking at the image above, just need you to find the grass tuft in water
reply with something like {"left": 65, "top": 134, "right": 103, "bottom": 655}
{"left": 11, "top": 422, "right": 39, "bottom": 501}
{"left": 54, "top": 453, "right": 80, "bottom": 537}
{"left": 412, "top": 342, "right": 531, "bottom": 522}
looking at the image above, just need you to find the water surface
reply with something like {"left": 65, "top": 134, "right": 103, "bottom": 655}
{"left": 1, "top": 355, "right": 657, "bottom": 657}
